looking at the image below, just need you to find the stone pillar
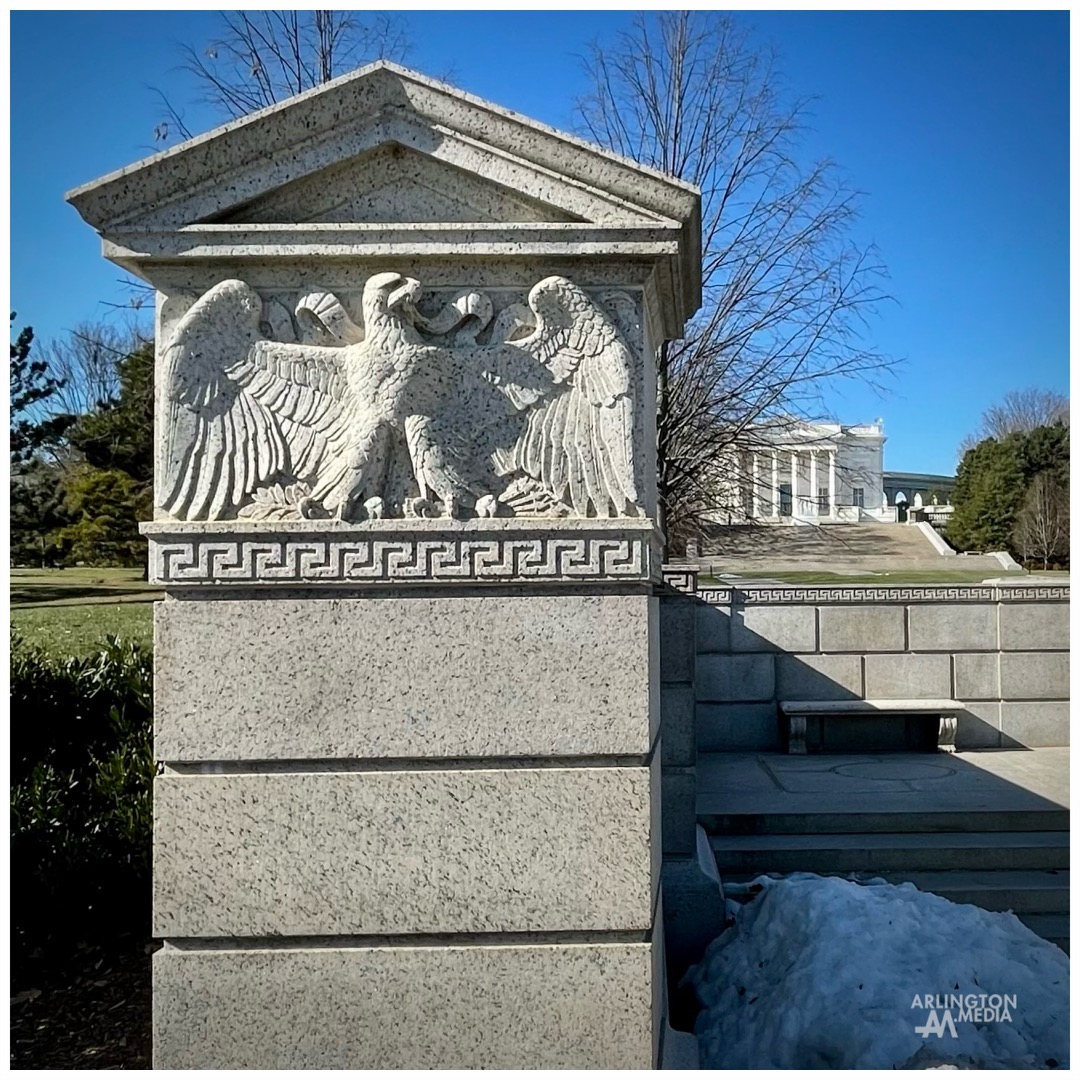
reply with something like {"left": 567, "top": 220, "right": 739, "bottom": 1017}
{"left": 67, "top": 62, "right": 701, "bottom": 1070}
{"left": 751, "top": 452, "right": 760, "bottom": 519}
{"left": 828, "top": 450, "right": 837, "bottom": 518}
{"left": 790, "top": 450, "right": 798, "bottom": 518}
{"left": 771, "top": 450, "right": 779, "bottom": 519}
{"left": 808, "top": 449, "right": 818, "bottom": 518}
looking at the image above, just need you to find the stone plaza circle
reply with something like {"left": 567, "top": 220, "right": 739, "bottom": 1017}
{"left": 69, "top": 61, "right": 701, "bottom": 1068}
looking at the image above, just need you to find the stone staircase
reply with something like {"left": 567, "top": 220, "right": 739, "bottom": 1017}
{"left": 698, "top": 751, "right": 1070, "bottom": 953}
{"left": 695, "top": 522, "right": 1004, "bottom": 575}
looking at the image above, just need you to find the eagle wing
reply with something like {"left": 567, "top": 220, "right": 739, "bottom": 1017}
{"left": 160, "top": 279, "right": 355, "bottom": 521}
{"left": 503, "top": 277, "right": 641, "bottom": 517}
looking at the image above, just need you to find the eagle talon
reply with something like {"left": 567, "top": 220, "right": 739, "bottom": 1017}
{"left": 296, "top": 496, "right": 330, "bottom": 520}
{"left": 404, "top": 497, "right": 434, "bottom": 519}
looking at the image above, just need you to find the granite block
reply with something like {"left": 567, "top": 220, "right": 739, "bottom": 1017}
{"left": 660, "top": 767, "right": 695, "bottom": 855}
{"left": 863, "top": 653, "right": 951, "bottom": 699}
{"left": 153, "top": 939, "right": 657, "bottom": 1069}
{"left": 999, "top": 603, "right": 1069, "bottom": 652}
{"left": 818, "top": 605, "right": 904, "bottom": 653}
{"left": 154, "top": 767, "right": 654, "bottom": 938}
{"left": 695, "top": 654, "right": 774, "bottom": 703}
{"left": 659, "top": 597, "right": 696, "bottom": 683}
{"left": 1000, "top": 702, "right": 1070, "bottom": 748}
{"left": 731, "top": 605, "right": 816, "bottom": 653}
{"left": 908, "top": 604, "right": 997, "bottom": 652}
{"left": 659, "top": 684, "right": 695, "bottom": 767}
{"left": 957, "top": 703, "right": 1002, "bottom": 749}
{"left": 775, "top": 653, "right": 862, "bottom": 701}
{"left": 695, "top": 601, "right": 730, "bottom": 654}
{"left": 999, "top": 652, "right": 1069, "bottom": 701}
{"left": 953, "top": 652, "right": 1000, "bottom": 701}
{"left": 154, "top": 593, "right": 655, "bottom": 761}
{"left": 661, "top": 859, "right": 728, "bottom": 1008}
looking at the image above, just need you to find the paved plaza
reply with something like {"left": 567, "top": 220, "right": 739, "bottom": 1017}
{"left": 698, "top": 748, "right": 1069, "bottom": 818}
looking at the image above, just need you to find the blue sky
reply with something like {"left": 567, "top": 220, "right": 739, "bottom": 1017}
{"left": 9, "top": 10, "right": 1069, "bottom": 475}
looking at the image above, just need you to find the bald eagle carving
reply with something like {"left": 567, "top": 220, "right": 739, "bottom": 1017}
{"left": 160, "top": 272, "right": 643, "bottom": 521}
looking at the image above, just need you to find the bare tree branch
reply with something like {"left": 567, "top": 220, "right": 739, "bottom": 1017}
{"left": 41, "top": 321, "right": 150, "bottom": 420}
{"left": 959, "top": 387, "right": 1070, "bottom": 458}
{"left": 150, "top": 11, "right": 411, "bottom": 144}
{"left": 577, "top": 12, "right": 896, "bottom": 547}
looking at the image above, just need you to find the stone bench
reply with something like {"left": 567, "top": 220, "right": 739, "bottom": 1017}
{"left": 779, "top": 699, "right": 962, "bottom": 755}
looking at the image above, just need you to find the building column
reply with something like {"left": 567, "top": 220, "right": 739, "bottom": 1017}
{"left": 808, "top": 450, "right": 818, "bottom": 518}
{"left": 828, "top": 450, "right": 837, "bottom": 518}
{"left": 770, "top": 451, "right": 779, "bottom": 519}
{"left": 751, "top": 452, "right": 760, "bottom": 519}
{"left": 790, "top": 450, "right": 798, "bottom": 518}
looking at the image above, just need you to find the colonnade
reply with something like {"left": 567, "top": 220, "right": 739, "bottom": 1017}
{"left": 747, "top": 447, "right": 837, "bottom": 520}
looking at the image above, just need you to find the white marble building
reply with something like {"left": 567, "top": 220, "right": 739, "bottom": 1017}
{"left": 716, "top": 419, "right": 895, "bottom": 524}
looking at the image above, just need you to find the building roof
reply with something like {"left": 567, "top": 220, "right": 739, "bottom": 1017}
{"left": 882, "top": 471, "right": 956, "bottom": 485}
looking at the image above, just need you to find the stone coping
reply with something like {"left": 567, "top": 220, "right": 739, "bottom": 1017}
{"left": 142, "top": 518, "right": 664, "bottom": 587}
{"left": 660, "top": 568, "right": 1069, "bottom": 604}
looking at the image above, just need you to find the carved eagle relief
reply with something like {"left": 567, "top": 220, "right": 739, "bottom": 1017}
{"left": 160, "top": 272, "right": 644, "bottom": 522}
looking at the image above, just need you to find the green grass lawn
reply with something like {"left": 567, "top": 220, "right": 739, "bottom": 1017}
{"left": 11, "top": 602, "right": 154, "bottom": 656}
{"left": 10, "top": 566, "right": 158, "bottom": 605}
{"left": 10, "top": 567, "right": 157, "bottom": 656}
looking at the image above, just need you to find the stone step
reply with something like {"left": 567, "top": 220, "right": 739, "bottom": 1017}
{"left": 878, "top": 869, "right": 1070, "bottom": 914}
{"left": 700, "top": 808, "right": 1070, "bottom": 835}
{"left": 710, "top": 832, "right": 1070, "bottom": 875}
{"left": 722, "top": 869, "right": 1068, "bottom": 914}
{"left": 1017, "top": 913, "right": 1070, "bottom": 954}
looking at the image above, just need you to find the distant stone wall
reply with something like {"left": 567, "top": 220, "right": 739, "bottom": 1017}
{"left": 658, "top": 576, "right": 1070, "bottom": 823}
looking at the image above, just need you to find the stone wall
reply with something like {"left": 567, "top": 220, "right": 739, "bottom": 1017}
{"left": 658, "top": 574, "right": 1068, "bottom": 1028}
{"left": 663, "top": 579, "right": 1069, "bottom": 759}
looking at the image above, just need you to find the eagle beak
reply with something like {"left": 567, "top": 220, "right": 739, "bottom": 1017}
{"left": 387, "top": 277, "right": 422, "bottom": 314}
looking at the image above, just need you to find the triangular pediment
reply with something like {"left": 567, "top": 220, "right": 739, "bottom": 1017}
{"left": 209, "top": 143, "right": 581, "bottom": 226}
{"left": 68, "top": 62, "right": 699, "bottom": 231}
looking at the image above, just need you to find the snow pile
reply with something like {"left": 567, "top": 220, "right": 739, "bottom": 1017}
{"left": 685, "top": 873, "right": 1069, "bottom": 1069}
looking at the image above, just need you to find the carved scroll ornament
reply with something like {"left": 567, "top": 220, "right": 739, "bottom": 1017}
{"left": 160, "top": 273, "right": 644, "bottom": 522}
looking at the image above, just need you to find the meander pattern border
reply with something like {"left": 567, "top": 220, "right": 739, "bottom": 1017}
{"left": 151, "top": 532, "right": 656, "bottom": 584}
{"left": 658, "top": 569, "right": 1069, "bottom": 606}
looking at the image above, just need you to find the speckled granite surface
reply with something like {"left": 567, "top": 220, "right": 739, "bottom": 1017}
{"left": 154, "top": 767, "right": 656, "bottom": 938}
{"left": 153, "top": 939, "right": 656, "bottom": 1069}
{"left": 154, "top": 592, "right": 658, "bottom": 761}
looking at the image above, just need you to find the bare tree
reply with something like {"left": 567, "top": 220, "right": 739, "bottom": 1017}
{"left": 41, "top": 320, "right": 149, "bottom": 419}
{"left": 1011, "top": 471, "right": 1069, "bottom": 570}
{"left": 959, "top": 387, "right": 1069, "bottom": 458}
{"left": 577, "top": 12, "right": 894, "bottom": 546}
{"left": 16, "top": 320, "right": 151, "bottom": 473}
{"left": 153, "top": 11, "right": 411, "bottom": 143}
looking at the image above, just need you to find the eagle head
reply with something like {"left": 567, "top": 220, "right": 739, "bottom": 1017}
{"left": 362, "top": 272, "right": 422, "bottom": 334}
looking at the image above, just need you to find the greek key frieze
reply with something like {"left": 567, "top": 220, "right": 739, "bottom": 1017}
{"left": 148, "top": 532, "right": 653, "bottom": 585}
